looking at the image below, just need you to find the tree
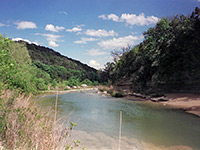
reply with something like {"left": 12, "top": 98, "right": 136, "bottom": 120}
{"left": 111, "top": 45, "right": 132, "bottom": 63}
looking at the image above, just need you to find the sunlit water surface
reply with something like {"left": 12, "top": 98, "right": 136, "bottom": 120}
{"left": 37, "top": 90, "right": 200, "bottom": 150}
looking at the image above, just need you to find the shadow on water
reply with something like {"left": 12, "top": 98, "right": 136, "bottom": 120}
{"left": 37, "top": 90, "right": 200, "bottom": 150}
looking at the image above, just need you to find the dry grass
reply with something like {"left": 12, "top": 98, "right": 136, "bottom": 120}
{"left": 0, "top": 90, "right": 71, "bottom": 150}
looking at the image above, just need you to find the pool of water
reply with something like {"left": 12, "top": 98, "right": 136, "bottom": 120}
{"left": 37, "top": 90, "right": 200, "bottom": 150}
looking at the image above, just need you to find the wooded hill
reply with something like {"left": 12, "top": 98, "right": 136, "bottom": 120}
{"left": 0, "top": 35, "right": 99, "bottom": 94}
{"left": 103, "top": 7, "right": 200, "bottom": 93}
{"left": 24, "top": 42, "right": 99, "bottom": 82}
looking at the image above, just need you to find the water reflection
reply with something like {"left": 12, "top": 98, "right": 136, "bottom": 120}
{"left": 38, "top": 90, "right": 200, "bottom": 150}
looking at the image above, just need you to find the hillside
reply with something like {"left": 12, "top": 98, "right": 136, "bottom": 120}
{"left": 103, "top": 7, "right": 200, "bottom": 94}
{"left": 24, "top": 42, "right": 99, "bottom": 82}
{"left": 0, "top": 35, "right": 75, "bottom": 149}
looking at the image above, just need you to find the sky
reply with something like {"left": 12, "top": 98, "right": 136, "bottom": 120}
{"left": 0, "top": 0, "right": 200, "bottom": 69}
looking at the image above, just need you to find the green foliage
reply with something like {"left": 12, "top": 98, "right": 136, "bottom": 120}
{"left": 81, "top": 79, "right": 93, "bottom": 86}
{"left": 8, "top": 42, "right": 32, "bottom": 65}
{"left": 35, "top": 78, "right": 48, "bottom": 90}
{"left": 65, "top": 77, "right": 81, "bottom": 87}
{"left": 0, "top": 82, "right": 3, "bottom": 94}
{"left": 0, "top": 35, "right": 51, "bottom": 94}
{"left": 0, "top": 98, "right": 7, "bottom": 138}
{"left": 103, "top": 7, "right": 200, "bottom": 92}
{"left": 73, "top": 140, "right": 80, "bottom": 147}
{"left": 51, "top": 79, "right": 57, "bottom": 87}
{"left": 69, "top": 122, "right": 77, "bottom": 130}
{"left": 0, "top": 35, "right": 100, "bottom": 92}
{"left": 26, "top": 42, "right": 99, "bottom": 82}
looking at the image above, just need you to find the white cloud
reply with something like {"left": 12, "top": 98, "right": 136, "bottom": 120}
{"left": 85, "top": 29, "right": 118, "bottom": 37}
{"left": 15, "top": 21, "right": 37, "bottom": 29}
{"left": 74, "top": 37, "right": 99, "bottom": 44}
{"left": 87, "top": 49, "right": 107, "bottom": 56}
{"left": 98, "top": 35, "right": 143, "bottom": 50}
{"left": 99, "top": 13, "right": 160, "bottom": 26}
{"left": 0, "top": 23, "right": 6, "bottom": 27}
{"left": 198, "top": 0, "right": 200, "bottom": 2}
{"left": 36, "top": 33, "right": 62, "bottom": 41}
{"left": 12, "top": 37, "right": 38, "bottom": 45}
{"left": 48, "top": 41, "right": 59, "bottom": 47}
{"left": 45, "top": 24, "right": 65, "bottom": 32}
{"left": 35, "top": 33, "right": 62, "bottom": 47}
{"left": 121, "top": 13, "right": 160, "bottom": 26}
{"left": 66, "top": 27, "right": 82, "bottom": 32}
{"left": 12, "top": 38, "right": 31, "bottom": 44}
{"left": 89, "top": 60, "right": 101, "bottom": 69}
{"left": 107, "top": 14, "right": 120, "bottom": 22}
{"left": 98, "top": 14, "right": 107, "bottom": 20}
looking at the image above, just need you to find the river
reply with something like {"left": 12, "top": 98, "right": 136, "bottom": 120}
{"left": 38, "top": 90, "right": 200, "bottom": 150}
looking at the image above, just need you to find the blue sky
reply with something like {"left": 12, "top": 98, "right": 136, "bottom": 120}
{"left": 0, "top": 0, "right": 199, "bottom": 69}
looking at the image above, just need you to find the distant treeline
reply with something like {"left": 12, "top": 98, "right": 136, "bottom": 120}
{"left": 102, "top": 7, "right": 200, "bottom": 93}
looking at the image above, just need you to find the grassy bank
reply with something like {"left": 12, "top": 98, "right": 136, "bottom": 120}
{"left": 0, "top": 35, "right": 83, "bottom": 149}
{"left": 0, "top": 89, "right": 73, "bottom": 149}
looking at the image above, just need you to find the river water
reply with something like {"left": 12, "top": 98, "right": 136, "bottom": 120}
{"left": 38, "top": 90, "right": 200, "bottom": 150}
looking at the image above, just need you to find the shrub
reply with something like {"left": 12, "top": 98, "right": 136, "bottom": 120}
{"left": 81, "top": 79, "right": 92, "bottom": 86}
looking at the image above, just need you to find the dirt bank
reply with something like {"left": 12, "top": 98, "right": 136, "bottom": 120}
{"left": 158, "top": 93, "right": 200, "bottom": 117}
{"left": 40, "top": 87, "right": 98, "bottom": 96}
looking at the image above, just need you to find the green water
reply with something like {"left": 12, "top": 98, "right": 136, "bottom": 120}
{"left": 38, "top": 90, "right": 200, "bottom": 149}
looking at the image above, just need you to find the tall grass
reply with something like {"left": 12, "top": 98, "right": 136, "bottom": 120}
{"left": 0, "top": 90, "right": 70, "bottom": 150}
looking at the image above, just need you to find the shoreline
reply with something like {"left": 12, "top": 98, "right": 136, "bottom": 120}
{"left": 125, "top": 92, "right": 200, "bottom": 118}
{"left": 158, "top": 93, "right": 200, "bottom": 117}
{"left": 39, "top": 87, "right": 98, "bottom": 96}
{"left": 39, "top": 87, "right": 200, "bottom": 118}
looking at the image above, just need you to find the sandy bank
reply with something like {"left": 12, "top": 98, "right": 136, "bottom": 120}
{"left": 158, "top": 93, "right": 200, "bottom": 117}
{"left": 67, "top": 130, "right": 193, "bottom": 150}
{"left": 40, "top": 87, "right": 98, "bottom": 95}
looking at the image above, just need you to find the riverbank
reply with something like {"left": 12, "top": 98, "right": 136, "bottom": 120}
{"left": 38, "top": 89, "right": 199, "bottom": 150}
{"left": 0, "top": 90, "right": 59, "bottom": 149}
{"left": 41, "top": 87, "right": 200, "bottom": 118}
{"left": 158, "top": 93, "right": 200, "bottom": 117}
{"left": 124, "top": 92, "right": 200, "bottom": 117}
{"left": 68, "top": 129, "right": 193, "bottom": 150}
{"left": 39, "top": 87, "right": 98, "bottom": 96}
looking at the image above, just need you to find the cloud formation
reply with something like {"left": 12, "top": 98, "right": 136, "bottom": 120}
{"left": 35, "top": 33, "right": 62, "bottom": 47}
{"left": 74, "top": 37, "right": 99, "bottom": 44}
{"left": 15, "top": 21, "right": 37, "bottom": 29}
{"left": 0, "top": 23, "right": 6, "bottom": 27}
{"left": 66, "top": 26, "right": 82, "bottom": 32}
{"left": 89, "top": 60, "right": 101, "bottom": 69}
{"left": 87, "top": 49, "right": 107, "bottom": 56}
{"left": 45, "top": 24, "right": 65, "bottom": 32}
{"left": 48, "top": 41, "right": 59, "bottom": 47}
{"left": 99, "top": 13, "right": 160, "bottom": 26}
{"left": 12, "top": 37, "right": 38, "bottom": 45}
{"left": 36, "top": 33, "right": 62, "bottom": 41}
{"left": 98, "top": 35, "right": 143, "bottom": 50}
{"left": 85, "top": 29, "right": 118, "bottom": 37}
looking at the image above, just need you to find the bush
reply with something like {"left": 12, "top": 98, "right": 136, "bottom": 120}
{"left": 35, "top": 78, "right": 48, "bottom": 90}
{"left": 65, "top": 77, "right": 81, "bottom": 87}
{"left": 81, "top": 79, "right": 93, "bottom": 86}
